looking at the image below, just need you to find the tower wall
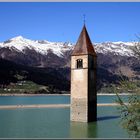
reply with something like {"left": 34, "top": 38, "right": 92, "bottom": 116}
{"left": 71, "top": 55, "right": 97, "bottom": 122}
{"left": 88, "top": 55, "right": 97, "bottom": 122}
{"left": 71, "top": 55, "right": 88, "bottom": 122}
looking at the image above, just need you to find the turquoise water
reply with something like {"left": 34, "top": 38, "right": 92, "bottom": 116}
{"left": 0, "top": 95, "right": 70, "bottom": 105}
{"left": 0, "top": 95, "right": 128, "bottom": 105}
{"left": 71, "top": 106, "right": 128, "bottom": 138}
{"left": 0, "top": 95, "right": 130, "bottom": 138}
{"left": 98, "top": 95, "right": 128, "bottom": 103}
{"left": 0, "top": 107, "right": 128, "bottom": 138}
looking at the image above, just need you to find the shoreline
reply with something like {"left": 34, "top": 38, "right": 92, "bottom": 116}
{"left": 0, "top": 104, "right": 70, "bottom": 109}
{"left": 0, "top": 93, "right": 70, "bottom": 96}
{"left": 0, "top": 93, "right": 131, "bottom": 96}
{"left": 0, "top": 103, "right": 128, "bottom": 109}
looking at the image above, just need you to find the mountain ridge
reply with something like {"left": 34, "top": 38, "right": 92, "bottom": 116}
{"left": 0, "top": 36, "right": 135, "bottom": 57}
{"left": 0, "top": 36, "right": 139, "bottom": 91}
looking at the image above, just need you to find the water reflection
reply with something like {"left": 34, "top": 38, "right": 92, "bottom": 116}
{"left": 70, "top": 115, "right": 121, "bottom": 138}
{"left": 70, "top": 121, "right": 98, "bottom": 138}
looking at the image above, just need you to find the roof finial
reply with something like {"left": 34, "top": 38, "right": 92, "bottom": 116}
{"left": 83, "top": 14, "right": 86, "bottom": 25}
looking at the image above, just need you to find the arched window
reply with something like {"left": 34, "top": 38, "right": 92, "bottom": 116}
{"left": 76, "top": 59, "right": 83, "bottom": 69}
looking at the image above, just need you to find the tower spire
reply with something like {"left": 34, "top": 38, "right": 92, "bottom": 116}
{"left": 71, "top": 24, "right": 96, "bottom": 56}
{"left": 70, "top": 23, "right": 97, "bottom": 122}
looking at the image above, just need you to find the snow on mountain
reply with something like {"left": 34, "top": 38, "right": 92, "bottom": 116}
{"left": 94, "top": 41, "right": 134, "bottom": 56}
{"left": 0, "top": 36, "right": 135, "bottom": 57}
{"left": 0, "top": 36, "right": 73, "bottom": 57}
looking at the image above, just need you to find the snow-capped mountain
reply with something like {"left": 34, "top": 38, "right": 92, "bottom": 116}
{"left": 95, "top": 41, "right": 134, "bottom": 56}
{"left": 0, "top": 36, "right": 73, "bottom": 57}
{"left": 0, "top": 36, "right": 135, "bottom": 57}
{"left": 0, "top": 36, "right": 139, "bottom": 88}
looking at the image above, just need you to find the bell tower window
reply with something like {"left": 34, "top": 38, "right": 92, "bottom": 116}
{"left": 76, "top": 59, "right": 83, "bottom": 69}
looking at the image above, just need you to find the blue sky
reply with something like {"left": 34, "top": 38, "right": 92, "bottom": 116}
{"left": 0, "top": 2, "right": 140, "bottom": 43}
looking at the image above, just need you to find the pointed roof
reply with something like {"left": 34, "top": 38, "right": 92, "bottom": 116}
{"left": 72, "top": 25, "right": 96, "bottom": 57}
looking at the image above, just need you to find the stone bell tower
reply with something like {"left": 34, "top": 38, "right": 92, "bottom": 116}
{"left": 70, "top": 24, "right": 97, "bottom": 122}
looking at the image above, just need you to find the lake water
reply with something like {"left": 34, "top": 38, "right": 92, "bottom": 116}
{"left": 0, "top": 95, "right": 128, "bottom": 105}
{"left": 0, "top": 95, "right": 130, "bottom": 138}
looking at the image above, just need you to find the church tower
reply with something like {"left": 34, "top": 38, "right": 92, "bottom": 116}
{"left": 70, "top": 25, "right": 97, "bottom": 122}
